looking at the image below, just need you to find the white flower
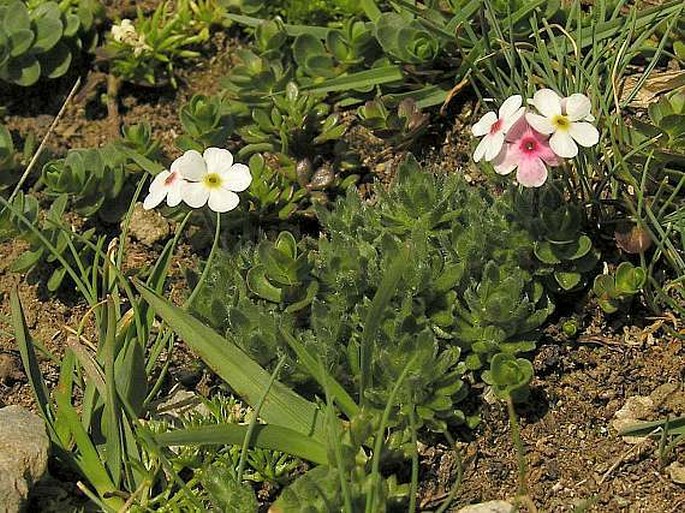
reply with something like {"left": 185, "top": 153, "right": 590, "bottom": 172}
{"left": 143, "top": 168, "right": 184, "bottom": 210}
{"left": 176, "top": 148, "right": 252, "bottom": 213}
{"left": 471, "top": 94, "right": 526, "bottom": 162}
{"left": 111, "top": 19, "right": 137, "bottom": 44}
{"left": 111, "top": 19, "right": 151, "bottom": 56}
{"left": 525, "top": 89, "right": 599, "bottom": 159}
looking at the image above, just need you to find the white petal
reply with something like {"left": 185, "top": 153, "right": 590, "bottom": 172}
{"left": 171, "top": 150, "right": 206, "bottom": 181}
{"left": 569, "top": 122, "right": 599, "bottom": 148}
{"left": 166, "top": 183, "right": 183, "bottom": 207}
{"left": 525, "top": 113, "right": 555, "bottom": 135}
{"left": 550, "top": 131, "right": 578, "bottom": 158}
{"left": 182, "top": 181, "right": 210, "bottom": 209}
{"left": 565, "top": 93, "right": 592, "bottom": 121}
{"left": 221, "top": 163, "right": 252, "bottom": 192}
{"left": 484, "top": 132, "right": 505, "bottom": 161}
{"left": 149, "top": 170, "right": 171, "bottom": 193}
{"left": 208, "top": 189, "right": 240, "bottom": 213}
{"left": 203, "top": 147, "right": 234, "bottom": 175}
{"left": 473, "top": 135, "right": 490, "bottom": 162}
{"left": 143, "top": 189, "right": 166, "bottom": 210}
{"left": 584, "top": 112, "right": 595, "bottom": 122}
{"left": 531, "top": 89, "right": 562, "bottom": 118}
{"left": 498, "top": 95, "right": 523, "bottom": 120}
{"left": 471, "top": 112, "right": 497, "bottom": 137}
{"left": 502, "top": 107, "right": 525, "bottom": 132}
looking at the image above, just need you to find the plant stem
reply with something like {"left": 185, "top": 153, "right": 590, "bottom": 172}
{"left": 506, "top": 395, "right": 537, "bottom": 512}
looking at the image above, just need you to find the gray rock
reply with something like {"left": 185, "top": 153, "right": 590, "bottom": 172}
{"left": 454, "top": 501, "right": 516, "bottom": 513}
{"left": 0, "top": 406, "right": 50, "bottom": 513}
{"left": 125, "top": 203, "right": 171, "bottom": 246}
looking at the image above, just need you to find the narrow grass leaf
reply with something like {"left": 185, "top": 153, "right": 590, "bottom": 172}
{"left": 11, "top": 289, "right": 52, "bottom": 421}
{"left": 155, "top": 424, "right": 328, "bottom": 465}
{"left": 280, "top": 328, "right": 359, "bottom": 419}
{"left": 135, "top": 281, "right": 325, "bottom": 440}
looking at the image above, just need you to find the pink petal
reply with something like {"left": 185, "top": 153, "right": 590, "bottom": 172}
{"left": 505, "top": 116, "right": 529, "bottom": 142}
{"left": 492, "top": 144, "right": 517, "bottom": 175}
{"left": 516, "top": 157, "right": 548, "bottom": 187}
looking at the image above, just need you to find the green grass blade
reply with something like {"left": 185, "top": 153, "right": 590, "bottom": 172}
{"left": 225, "top": 13, "right": 330, "bottom": 39}
{"left": 302, "top": 65, "right": 404, "bottom": 95}
{"left": 53, "top": 359, "right": 124, "bottom": 511}
{"left": 102, "top": 297, "right": 122, "bottom": 488}
{"left": 619, "top": 416, "right": 685, "bottom": 437}
{"left": 155, "top": 424, "right": 328, "bottom": 465}
{"left": 11, "top": 288, "right": 52, "bottom": 423}
{"left": 135, "top": 281, "right": 325, "bottom": 440}
{"left": 280, "top": 328, "right": 359, "bottom": 419}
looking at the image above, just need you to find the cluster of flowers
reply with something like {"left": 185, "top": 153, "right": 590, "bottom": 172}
{"left": 471, "top": 89, "right": 599, "bottom": 187}
{"left": 111, "top": 19, "right": 151, "bottom": 57}
{"left": 143, "top": 148, "right": 252, "bottom": 213}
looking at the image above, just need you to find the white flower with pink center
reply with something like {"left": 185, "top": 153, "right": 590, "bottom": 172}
{"left": 471, "top": 94, "right": 526, "bottom": 162}
{"left": 143, "top": 168, "right": 184, "bottom": 210}
{"left": 525, "top": 89, "right": 599, "bottom": 159}
{"left": 493, "top": 118, "right": 562, "bottom": 188}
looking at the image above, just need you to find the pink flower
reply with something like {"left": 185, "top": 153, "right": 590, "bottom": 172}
{"left": 493, "top": 118, "right": 562, "bottom": 188}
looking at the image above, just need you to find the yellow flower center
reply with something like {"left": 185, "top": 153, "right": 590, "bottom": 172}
{"left": 203, "top": 173, "right": 222, "bottom": 189}
{"left": 552, "top": 115, "right": 570, "bottom": 130}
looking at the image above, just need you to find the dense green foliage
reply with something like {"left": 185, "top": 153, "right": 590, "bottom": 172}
{"left": 0, "top": 0, "right": 102, "bottom": 86}
{"left": 192, "top": 158, "right": 551, "bottom": 431}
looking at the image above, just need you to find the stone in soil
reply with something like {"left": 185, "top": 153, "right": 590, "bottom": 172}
{"left": 0, "top": 405, "right": 50, "bottom": 513}
{"left": 125, "top": 203, "right": 172, "bottom": 246}
{"left": 453, "top": 500, "right": 515, "bottom": 513}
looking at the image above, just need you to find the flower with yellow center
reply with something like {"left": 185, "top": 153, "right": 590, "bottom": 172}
{"left": 525, "top": 89, "right": 599, "bottom": 159}
{"left": 175, "top": 148, "right": 252, "bottom": 213}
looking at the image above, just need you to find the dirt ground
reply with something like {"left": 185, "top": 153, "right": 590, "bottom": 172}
{"left": 1, "top": 7, "right": 684, "bottom": 513}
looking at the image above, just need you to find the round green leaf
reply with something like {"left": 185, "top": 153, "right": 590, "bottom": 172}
{"left": 31, "top": 11, "right": 63, "bottom": 53}
{"left": 40, "top": 42, "right": 72, "bottom": 79}
{"left": 0, "top": 31, "right": 10, "bottom": 67}
{"left": 3, "top": 1, "right": 30, "bottom": 33}
{"left": 554, "top": 271, "right": 582, "bottom": 291}
{"left": 6, "top": 54, "right": 41, "bottom": 85}
{"left": 9, "top": 29, "right": 34, "bottom": 57}
{"left": 63, "top": 13, "right": 80, "bottom": 38}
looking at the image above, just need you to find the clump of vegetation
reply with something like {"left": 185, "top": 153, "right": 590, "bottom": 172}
{"left": 0, "top": 0, "right": 102, "bottom": 86}
{"left": 5, "top": 0, "right": 685, "bottom": 510}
